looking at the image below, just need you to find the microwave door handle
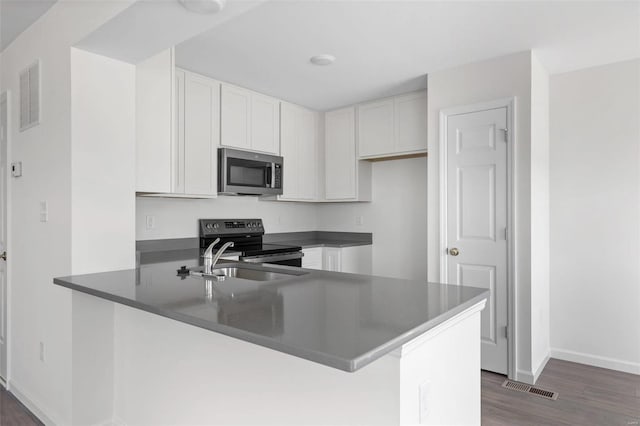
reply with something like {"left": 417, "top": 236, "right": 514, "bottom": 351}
{"left": 270, "top": 163, "right": 276, "bottom": 188}
{"left": 265, "top": 165, "right": 272, "bottom": 187}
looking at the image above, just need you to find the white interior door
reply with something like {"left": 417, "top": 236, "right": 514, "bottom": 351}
{"left": 0, "top": 92, "right": 8, "bottom": 382}
{"left": 444, "top": 106, "right": 509, "bottom": 374}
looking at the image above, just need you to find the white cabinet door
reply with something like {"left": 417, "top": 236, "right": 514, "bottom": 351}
{"left": 297, "top": 108, "right": 317, "bottom": 200}
{"left": 280, "top": 102, "right": 317, "bottom": 201}
{"left": 302, "top": 248, "right": 323, "bottom": 270}
{"left": 221, "top": 84, "right": 251, "bottom": 150}
{"left": 251, "top": 93, "right": 280, "bottom": 155}
{"left": 280, "top": 102, "right": 299, "bottom": 199}
{"left": 325, "top": 107, "right": 357, "bottom": 200}
{"left": 183, "top": 72, "right": 219, "bottom": 196}
{"left": 221, "top": 84, "right": 280, "bottom": 155}
{"left": 136, "top": 48, "right": 174, "bottom": 193}
{"left": 323, "top": 247, "right": 342, "bottom": 272}
{"left": 394, "top": 90, "right": 427, "bottom": 153}
{"left": 358, "top": 98, "right": 394, "bottom": 157}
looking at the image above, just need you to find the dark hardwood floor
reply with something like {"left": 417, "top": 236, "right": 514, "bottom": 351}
{"left": 0, "top": 386, "right": 43, "bottom": 426}
{"left": 1, "top": 358, "right": 638, "bottom": 425}
{"left": 482, "top": 358, "right": 640, "bottom": 426}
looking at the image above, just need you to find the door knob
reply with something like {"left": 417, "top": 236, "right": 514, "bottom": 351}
{"left": 0, "top": 251, "right": 6, "bottom": 261}
{"left": 448, "top": 248, "right": 460, "bottom": 256}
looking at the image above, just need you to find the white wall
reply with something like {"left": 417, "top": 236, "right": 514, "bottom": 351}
{"left": 427, "top": 51, "right": 547, "bottom": 383}
{"left": 0, "top": 2, "right": 135, "bottom": 424}
{"left": 136, "top": 196, "right": 318, "bottom": 240}
{"left": 549, "top": 59, "right": 640, "bottom": 374}
{"left": 530, "top": 53, "right": 551, "bottom": 377}
{"left": 70, "top": 48, "right": 136, "bottom": 425}
{"left": 71, "top": 48, "right": 136, "bottom": 275}
{"left": 318, "top": 157, "right": 428, "bottom": 281}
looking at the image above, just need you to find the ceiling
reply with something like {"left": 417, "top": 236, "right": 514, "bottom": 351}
{"left": 1, "top": 0, "right": 57, "bottom": 52}
{"left": 176, "top": 0, "right": 640, "bottom": 111}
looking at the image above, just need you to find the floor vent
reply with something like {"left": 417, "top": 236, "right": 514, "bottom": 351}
{"left": 501, "top": 380, "right": 559, "bottom": 400}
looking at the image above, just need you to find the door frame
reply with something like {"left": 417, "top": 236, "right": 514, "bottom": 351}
{"left": 0, "top": 90, "right": 11, "bottom": 388}
{"left": 438, "top": 97, "right": 516, "bottom": 379}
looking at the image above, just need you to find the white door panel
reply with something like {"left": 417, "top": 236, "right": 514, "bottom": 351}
{"left": 0, "top": 92, "right": 7, "bottom": 381}
{"left": 446, "top": 106, "right": 508, "bottom": 374}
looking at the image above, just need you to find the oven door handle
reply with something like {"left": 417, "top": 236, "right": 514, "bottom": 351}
{"left": 241, "top": 252, "right": 304, "bottom": 263}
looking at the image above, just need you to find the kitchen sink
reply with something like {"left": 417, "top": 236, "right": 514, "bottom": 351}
{"left": 191, "top": 264, "right": 308, "bottom": 282}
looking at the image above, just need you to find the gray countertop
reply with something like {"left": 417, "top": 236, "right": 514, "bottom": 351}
{"left": 54, "top": 254, "right": 487, "bottom": 372}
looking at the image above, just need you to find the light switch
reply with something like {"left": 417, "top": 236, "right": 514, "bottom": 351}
{"left": 145, "top": 215, "right": 155, "bottom": 230}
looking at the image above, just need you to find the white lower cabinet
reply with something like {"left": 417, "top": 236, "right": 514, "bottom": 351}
{"left": 301, "top": 247, "right": 323, "bottom": 270}
{"left": 302, "top": 246, "right": 372, "bottom": 275}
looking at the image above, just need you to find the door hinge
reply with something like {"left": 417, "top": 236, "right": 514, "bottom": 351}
{"left": 503, "top": 325, "right": 508, "bottom": 339}
{"left": 500, "top": 128, "right": 508, "bottom": 142}
{"left": 504, "top": 227, "right": 508, "bottom": 240}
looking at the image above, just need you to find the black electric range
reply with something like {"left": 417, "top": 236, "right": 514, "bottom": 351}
{"left": 199, "top": 219, "right": 303, "bottom": 267}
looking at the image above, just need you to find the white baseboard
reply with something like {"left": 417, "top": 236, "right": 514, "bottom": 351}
{"left": 8, "top": 380, "right": 61, "bottom": 426}
{"left": 532, "top": 353, "right": 550, "bottom": 383}
{"left": 550, "top": 348, "right": 640, "bottom": 375}
{"left": 514, "top": 352, "right": 551, "bottom": 385}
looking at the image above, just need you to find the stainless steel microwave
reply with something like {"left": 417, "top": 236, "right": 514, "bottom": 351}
{"left": 218, "top": 148, "right": 283, "bottom": 195}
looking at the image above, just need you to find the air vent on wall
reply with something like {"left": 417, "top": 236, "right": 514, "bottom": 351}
{"left": 19, "top": 60, "right": 40, "bottom": 132}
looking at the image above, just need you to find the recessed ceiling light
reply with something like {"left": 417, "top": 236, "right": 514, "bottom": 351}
{"left": 178, "top": 0, "right": 227, "bottom": 14}
{"left": 310, "top": 54, "right": 336, "bottom": 66}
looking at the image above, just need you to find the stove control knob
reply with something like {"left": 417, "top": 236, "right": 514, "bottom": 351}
{"left": 213, "top": 223, "right": 220, "bottom": 229}
{"left": 206, "top": 224, "right": 213, "bottom": 229}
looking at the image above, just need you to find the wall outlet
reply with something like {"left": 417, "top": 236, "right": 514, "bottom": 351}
{"left": 145, "top": 215, "right": 155, "bottom": 230}
{"left": 356, "top": 216, "right": 364, "bottom": 226}
{"left": 39, "top": 200, "right": 48, "bottom": 222}
{"left": 39, "top": 341, "right": 45, "bottom": 363}
{"left": 11, "top": 161, "right": 22, "bottom": 177}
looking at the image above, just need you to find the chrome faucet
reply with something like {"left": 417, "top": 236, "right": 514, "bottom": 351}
{"left": 203, "top": 239, "right": 235, "bottom": 274}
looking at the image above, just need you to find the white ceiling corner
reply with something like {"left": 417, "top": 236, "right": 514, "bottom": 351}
{"left": 1, "top": 0, "right": 57, "bottom": 52}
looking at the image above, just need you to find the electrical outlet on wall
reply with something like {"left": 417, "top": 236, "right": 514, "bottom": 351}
{"left": 356, "top": 216, "right": 364, "bottom": 226}
{"left": 39, "top": 200, "right": 48, "bottom": 222}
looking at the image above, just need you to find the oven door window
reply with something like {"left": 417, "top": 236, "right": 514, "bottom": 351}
{"left": 228, "top": 158, "right": 271, "bottom": 188}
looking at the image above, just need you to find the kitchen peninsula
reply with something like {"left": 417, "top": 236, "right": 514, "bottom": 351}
{"left": 55, "top": 255, "right": 487, "bottom": 425}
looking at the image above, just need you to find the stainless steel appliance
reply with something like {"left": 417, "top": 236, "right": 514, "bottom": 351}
{"left": 199, "top": 219, "right": 303, "bottom": 267}
{"left": 218, "top": 148, "right": 283, "bottom": 196}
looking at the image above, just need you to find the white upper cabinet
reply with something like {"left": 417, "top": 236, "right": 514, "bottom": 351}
{"left": 221, "top": 83, "right": 280, "bottom": 155}
{"left": 136, "top": 48, "right": 174, "bottom": 193}
{"left": 177, "top": 69, "right": 220, "bottom": 196}
{"left": 136, "top": 57, "right": 219, "bottom": 198}
{"left": 325, "top": 107, "right": 371, "bottom": 201}
{"left": 251, "top": 93, "right": 280, "bottom": 154}
{"left": 357, "top": 90, "right": 427, "bottom": 159}
{"left": 394, "top": 90, "right": 427, "bottom": 153}
{"left": 358, "top": 98, "right": 395, "bottom": 157}
{"left": 220, "top": 84, "right": 250, "bottom": 150}
{"left": 280, "top": 102, "right": 318, "bottom": 201}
